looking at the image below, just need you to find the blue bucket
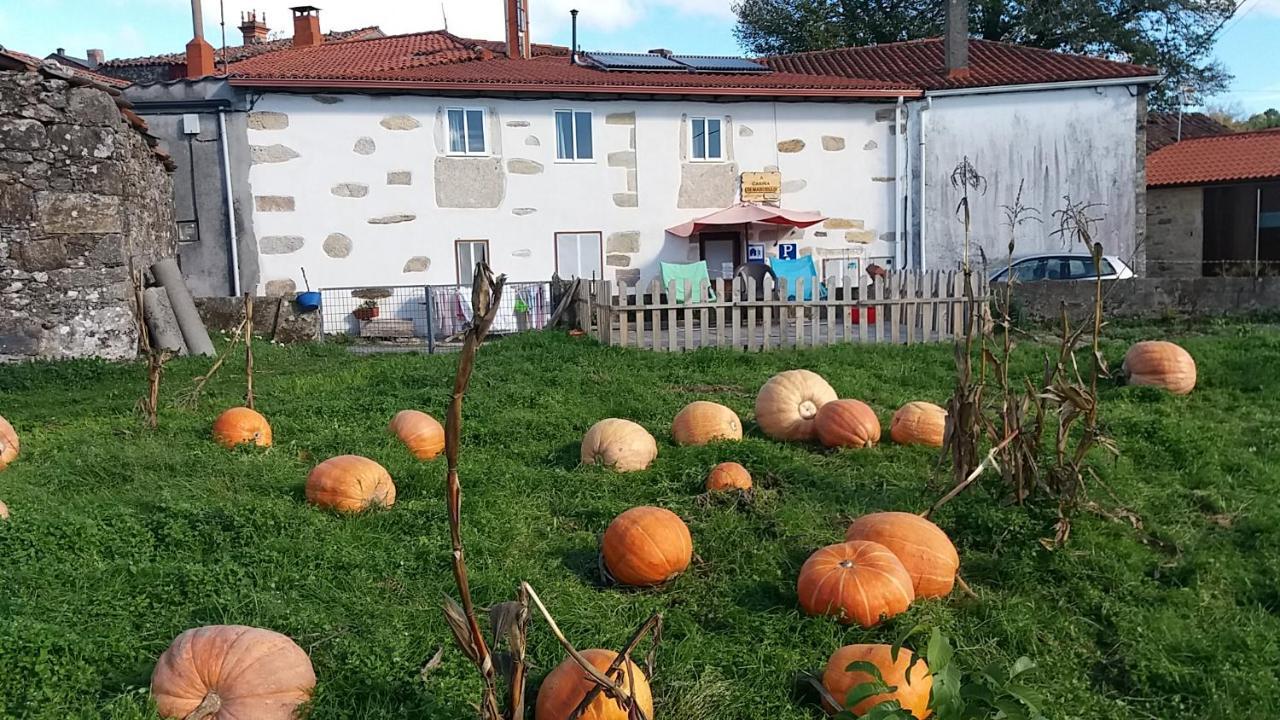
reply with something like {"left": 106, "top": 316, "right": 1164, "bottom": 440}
{"left": 295, "top": 291, "right": 322, "bottom": 312}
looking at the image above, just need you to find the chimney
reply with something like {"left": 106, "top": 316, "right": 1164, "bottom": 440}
{"left": 944, "top": 0, "right": 969, "bottom": 78}
{"left": 185, "top": 0, "right": 216, "bottom": 79}
{"left": 290, "top": 5, "right": 324, "bottom": 48}
{"left": 504, "top": 0, "right": 531, "bottom": 59}
{"left": 86, "top": 49, "right": 104, "bottom": 68}
{"left": 239, "top": 10, "right": 270, "bottom": 45}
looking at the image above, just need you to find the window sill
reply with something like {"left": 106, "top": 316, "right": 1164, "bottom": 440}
{"left": 553, "top": 158, "right": 597, "bottom": 165}
{"left": 687, "top": 158, "right": 728, "bottom": 163}
{"left": 445, "top": 153, "right": 492, "bottom": 158}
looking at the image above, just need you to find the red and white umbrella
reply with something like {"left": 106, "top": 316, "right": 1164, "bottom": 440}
{"left": 666, "top": 202, "right": 826, "bottom": 238}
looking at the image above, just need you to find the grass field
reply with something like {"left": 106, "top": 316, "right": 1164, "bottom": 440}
{"left": 2, "top": 321, "right": 1279, "bottom": 719}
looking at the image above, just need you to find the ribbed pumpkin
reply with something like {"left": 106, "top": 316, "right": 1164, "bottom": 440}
{"left": 305, "top": 455, "right": 396, "bottom": 512}
{"left": 0, "top": 414, "right": 19, "bottom": 470}
{"left": 797, "top": 541, "right": 914, "bottom": 627}
{"left": 581, "top": 419, "right": 658, "bottom": 472}
{"left": 815, "top": 399, "right": 881, "bottom": 449}
{"left": 151, "top": 625, "right": 316, "bottom": 720}
{"left": 602, "top": 506, "right": 693, "bottom": 587}
{"left": 822, "top": 644, "right": 933, "bottom": 718}
{"left": 706, "top": 461, "right": 752, "bottom": 491}
{"left": 845, "top": 512, "right": 959, "bottom": 598}
{"left": 535, "top": 649, "right": 654, "bottom": 720}
{"left": 388, "top": 410, "right": 445, "bottom": 460}
{"left": 1123, "top": 340, "right": 1197, "bottom": 395}
{"left": 755, "top": 370, "right": 838, "bottom": 442}
{"left": 211, "top": 407, "right": 272, "bottom": 449}
{"left": 890, "top": 401, "right": 947, "bottom": 447}
{"left": 672, "top": 400, "right": 743, "bottom": 446}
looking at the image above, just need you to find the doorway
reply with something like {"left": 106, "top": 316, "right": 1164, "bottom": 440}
{"left": 698, "top": 230, "right": 742, "bottom": 279}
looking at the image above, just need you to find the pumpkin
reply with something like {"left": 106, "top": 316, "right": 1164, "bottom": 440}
{"left": 602, "top": 506, "right": 693, "bottom": 586}
{"left": 535, "top": 649, "right": 654, "bottom": 720}
{"left": 151, "top": 625, "right": 316, "bottom": 720}
{"left": 822, "top": 644, "right": 932, "bottom": 718}
{"left": 672, "top": 401, "right": 743, "bottom": 446}
{"left": 706, "top": 461, "right": 752, "bottom": 492}
{"left": 0, "top": 500, "right": 8, "bottom": 521}
{"left": 845, "top": 512, "right": 959, "bottom": 598}
{"left": 388, "top": 410, "right": 445, "bottom": 460}
{"left": 1123, "top": 340, "right": 1196, "bottom": 395}
{"left": 797, "top": 541, "right": 914, "bottom": 627}
{"left": 890, "top": 402, "right": 947, "bottom": 447}
{"left": 305, "top": 455, "right": 396, "bottom": 512}
{"left": 755, "top": 370, "right": 838, "bottom": 441}
{"left": 581, "top": 419, "right": 657, "bottom": 472}
{"left": 211, "top": 407, "right": 272, "bottom": 449}
{"left": 815, "top": 399, "right": 881, "bottom": 449}
{"left": 0, "top": 414, "right": 19, "bottom": 470}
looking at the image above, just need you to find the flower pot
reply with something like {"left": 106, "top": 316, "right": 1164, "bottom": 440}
{"left": 353, "top": 306, "right": 380, "bottom": 321}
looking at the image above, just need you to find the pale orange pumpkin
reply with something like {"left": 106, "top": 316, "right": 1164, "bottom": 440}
{"left": 211, "top": 407, "right": 272, "bottom": 449}
{"left": 0, "top": 414, "right": 19, "bottom": 470}
{"left": 1123, "top": 340, "right": 1197, "bottom": 395}
{"left": 0, "top": 500, "right": 9, "bottom": 521}
{"left": 845, "top": 512, "right": 959, "bottom": 598}
{"left": 822, "top": 644, "right": 933, "bottom": 718}
{"left": 706, "top": 462, "right": 752, "bottom": 491}
{"left": 797, "top": 541, "right": 914, "bottom": 627}
{"left": 151, "top": 625, "right": 316, "bottom": 720}
{"left": 602, "top": 506, "right": 693, "bottom": 586}
{"left": 305, "top": 455, "right": 396, "bottom": 512}
{"left": 755, "top": 370, "right": 838, "bottom": 441}
{"left": 388, "top": 410, "right": 445, "bottom": 460}
{"left": 672, "top": 400, "right": 743, "bottom": 445}
{"left": 890, "top": 402, "right": 947, "bottom": 447}
{"left": 815, "top": 399, "right": 881, "bottom": 448}
{"left": 581, "top": 419, "right": 657, "bottom": 472}
{"left": 535, "top": 649, "right": 654, "bottom": 720}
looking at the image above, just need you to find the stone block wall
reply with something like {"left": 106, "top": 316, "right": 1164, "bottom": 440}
{"left": 1146, "top": 186, "right": 1203, "bottom": 278}
{"left": 1007, "top": 276, "right": 1280, "bottom": 323}
{"left": 193, "top": 296, "right": 319, "bottom": 344}
{"left": 1, "top": 68, "right": 177, "bottom": 361}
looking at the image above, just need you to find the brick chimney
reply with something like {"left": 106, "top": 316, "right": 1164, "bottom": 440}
{"left": 290, "top": 5, "right": 324, "bottom": 47}
{"left": 239, "top": 10, "right": 270, "bottom": 45}
{"left": 86, "top": 49, "right": 104, "bottom": 68}
{"left": 944, "top": 0, "right": 970, "bottom": 78}
{"left": 185, "top": 0, "right": 216, "bottom": 79}
{"left": 504, "top": 0, "right": 531, "bottom": 59}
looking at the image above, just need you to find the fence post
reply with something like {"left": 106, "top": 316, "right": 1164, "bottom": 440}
{"left": 595, "top": 280, "right": 612, "bottom": 345}
{"left": 424, "top": 286, "right": 436, "bottom": 354}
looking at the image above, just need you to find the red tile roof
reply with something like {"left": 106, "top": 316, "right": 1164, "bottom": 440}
{"left": 1146, "top": 112, "right": 1233, "bottom": 153}
{"left": 766, "top": 38, "right": 1159, "bottom": 90}
{"left": 101, "top": 27, "right": 383, "bottom": 68}
{"left": 1, "top": 47, "right": 131, "bottom": 88}
{"left": 1147, "top": 129, "right": 1280, "bottom": 187}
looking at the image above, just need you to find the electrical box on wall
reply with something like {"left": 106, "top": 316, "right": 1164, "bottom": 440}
{"left": 181, "top": 114, "right": 201, "bottom": 135}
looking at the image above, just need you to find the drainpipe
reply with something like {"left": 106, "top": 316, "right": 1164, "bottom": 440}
{"left": 218, "top": 109, "right": 241, "bottom": 296}
{"left": 918, "top": 97, "right": 932, "bottom": 271}
{"left": 894, "top": 96, "right": 906, "bottom": 270}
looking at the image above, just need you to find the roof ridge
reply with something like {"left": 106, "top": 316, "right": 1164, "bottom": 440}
{"left": 768, "top": 36, "right": 943, "bottom": 60}
{"left": 1152, "top": 126, "right": 1280, "bottom": 149}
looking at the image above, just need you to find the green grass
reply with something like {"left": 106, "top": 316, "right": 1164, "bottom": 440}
{"left": 2, "top": 321, "right": 1279, "bottom": 719}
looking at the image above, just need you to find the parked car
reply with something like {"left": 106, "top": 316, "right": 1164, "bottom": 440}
{"left": 988, "top": 253, "right": 1134, "bottom": 282}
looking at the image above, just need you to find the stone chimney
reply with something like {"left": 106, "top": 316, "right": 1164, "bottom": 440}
{"left": 504, "top": 0, "right": 531, "bottom": 59}
{"left": 290, "top": 5, "right": 324, "bottom": 48}
{"left": 944, "top": 0, "right": 969, "bottom": 78}
{"left": 86, "top": 49, "right": 104, "bottom": 68}
{"left": 185, "top": 0, "right": 216, "bottom": 79}
{"left": 239, "top": 10, "right": 270, "bottom": 45}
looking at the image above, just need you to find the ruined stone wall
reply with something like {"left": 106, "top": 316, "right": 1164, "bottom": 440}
{"left": 1, "top": 69, "right": 177, "bottom": 361}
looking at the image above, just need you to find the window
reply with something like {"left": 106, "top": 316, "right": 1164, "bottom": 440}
{"left": 1010, "top": 258, "right": 1046, "bottom": 282}
{"left": 447, "top": 107, "right": 488, "bottom": 155}
{"left": 555, "top": 110, "right": 593, "bottom": 161}
{"left": 555, "top": 232, "right": 603, "bottom": 279}
{"left": 456, "top": 240, "right": 489, "bottom": 285}
{"left": 690, "top": 116, "right": 723, "bottom": 161}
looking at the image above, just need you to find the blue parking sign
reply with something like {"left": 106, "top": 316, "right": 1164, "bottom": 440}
{"left": 778, "top": 243, "right": 798, "bottom": 260}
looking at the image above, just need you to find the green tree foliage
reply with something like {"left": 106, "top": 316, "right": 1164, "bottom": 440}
{"left": 1243, "top": 108, "right": 1280, "bottom": 130}
{"left": 733, "top": 0, "right": 1238, "bottom": 109}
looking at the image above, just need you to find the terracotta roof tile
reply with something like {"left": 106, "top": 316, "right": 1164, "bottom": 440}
{"left": 1146, "top": 112, "right": 1233, "bottom": 152}
{"left": 101, "top": 27, "right": 383, "bottom": 68}
{"left": 1, "top": 48, "right": 132, "bottom": 88}
{"left": 1147, "top": 129, "right": 1280, "bottom": 187}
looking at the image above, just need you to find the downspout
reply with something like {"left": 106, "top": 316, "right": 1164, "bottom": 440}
{"left": 918, "top": 96, "right": 932, "bottom": 271}
{"left": 894, "top": 96, "right": 906, "bottom": 270}
{"left": 218, "top": 109, "right": 241, "bottom": 296}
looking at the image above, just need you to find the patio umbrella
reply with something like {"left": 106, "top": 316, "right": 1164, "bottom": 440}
{"left": 666, "top": 202, "right": 827, "bottom": 238}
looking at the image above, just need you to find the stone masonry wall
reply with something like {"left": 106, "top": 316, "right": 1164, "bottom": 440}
{"left": 1146, "top": 186, "right": 1203, "bottom": 278}
{"left": 1, "top": 68, "right": 177, "bottom": 361}
{"left": 1008, "top": 276, "right": 1280, "bottom": 323}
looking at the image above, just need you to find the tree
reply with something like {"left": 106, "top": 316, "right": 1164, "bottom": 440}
{"left": 1243, "top": 108, "right": 1280, "bottom": 131}
{"left": 733, "top": 0, "right": 1239, "bottom": 110}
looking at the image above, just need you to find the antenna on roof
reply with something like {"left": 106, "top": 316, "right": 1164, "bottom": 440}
{"left": 218, "top": 0, "right": 227, "bottom": 71}
{"left": 441, "top": 2, "right": 448, "bottom": 32}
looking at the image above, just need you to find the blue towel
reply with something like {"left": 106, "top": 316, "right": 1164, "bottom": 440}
{"left": 770, "top": 256, "right": 826, "bottom": 301}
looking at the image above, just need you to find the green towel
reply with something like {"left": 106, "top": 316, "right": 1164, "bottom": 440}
{"left": 660, "top": 261, "right": 717, "bottom": 304}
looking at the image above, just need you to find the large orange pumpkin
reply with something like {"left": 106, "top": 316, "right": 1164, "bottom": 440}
{"left": 890, "top": 402, "right": 947, "bottom": 447}
{"left": 672, "top": 401, "right": 743, "bottom": 445}
{"left": 535, "top": 649, "right": 654, "bottom": 720}
{"left": 211, "top": 407, "right": 272, "bottom": 449}
{"left": 822, "top": 644, "right": 933, "bottom": 718}
{"left": 581, "top": 419, "right": 658, "bottom": 472}
{"left": 797, "top": 541, "right": 914, "bottom": 627}
{"left": 305, "top": 455, "right": 396, "bottom": 512}
{"left": 706, "top": 461, "right": 752, "bottom": 492}
{"left": 0, "top": 414, "right": 19, "bottom": 470}
{"left": 151, "top": 625, "right": 316, "bottom": 720}
{"left": 388, "top": 410, "right": 445, "bottom": 460}
{"left": 845, "top": 512, "right": 959, "bottom": 598}
{"left": 1123, "top": 340, "right": 1196, "bottom": 395}
{"left": 602, "top": 506, "right": 693, "bottom": 586}
{"left": 815, "top": 399, "right": 881, "bottom": 449}
{"left": 755, "top": 370, "right": 838, "bottom": 441}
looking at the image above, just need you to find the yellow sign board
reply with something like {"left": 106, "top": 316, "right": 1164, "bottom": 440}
{"left": 741, "top": 171, "right": 782, "bottom": 203}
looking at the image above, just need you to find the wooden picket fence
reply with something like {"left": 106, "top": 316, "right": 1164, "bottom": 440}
{"left": 574, "top": 270, "right": 987, "bottom": 351}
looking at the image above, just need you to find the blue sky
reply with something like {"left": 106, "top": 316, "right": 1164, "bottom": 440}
{"left": 4, "top": 0, "right": 1277, "bottom": 112}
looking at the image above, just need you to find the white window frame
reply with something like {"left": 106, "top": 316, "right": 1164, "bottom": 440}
{"left": 554, "top": 110, "right": 594, "bottom": 163}
{"left": 689, "top": 116, "right": 724, "bottom": 162}
{"left": 554, "top": 231, "right": 604, "bottom": 279}
{"left": 446, "top": 107, "right": 489, "bottom": 156}
{"left": 455, "top": 239, "right": 490, "bottom": 285}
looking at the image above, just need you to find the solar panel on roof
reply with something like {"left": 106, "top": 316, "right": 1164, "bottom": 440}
{"left": 672, "top": 55, "right": 770, "bottom": 73}
{"left": 585, "top": 52, "right": 687, "bottom": 71}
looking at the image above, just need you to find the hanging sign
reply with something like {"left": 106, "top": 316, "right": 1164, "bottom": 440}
{"left": 741, "top": 171, "right": 782, "bottom": 203}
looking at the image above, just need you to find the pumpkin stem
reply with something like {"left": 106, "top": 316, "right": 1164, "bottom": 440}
{"left": 184, "top": 692, "right": 222, "bottom": 720}
{"left": 798, "top": 400, "right": 818, "bottom": 420}
{"left": 838, "top": 559, "right": 855, "bottom": 569}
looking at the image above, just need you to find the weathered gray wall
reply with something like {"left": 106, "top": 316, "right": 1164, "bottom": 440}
{"left": 1008, "top": 276, "right": 1280, "bottom": 322}
{"left": 193, "top": 295, "right": 318, "bottom": 344}
{"left": 1, "top": 69, "right": 177, "bottom": 361}
{"left": 1146, "top": 186, "right": 1203, "bottom": 278}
